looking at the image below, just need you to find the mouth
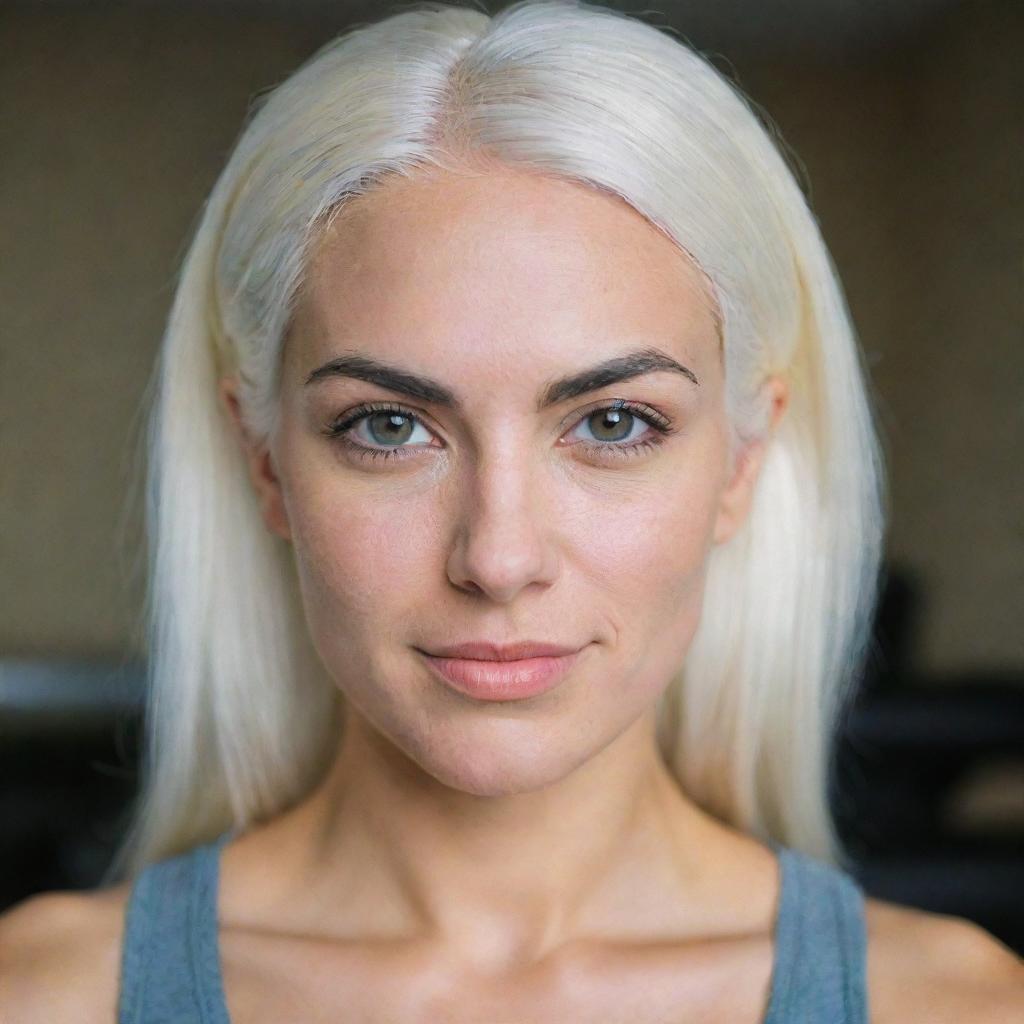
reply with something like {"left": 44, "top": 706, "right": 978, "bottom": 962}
{"left": 415, "top": 645, "right": 586, "bottom": 702}
{"left": 421, "top": 640, "right": 582, "bottom": 661}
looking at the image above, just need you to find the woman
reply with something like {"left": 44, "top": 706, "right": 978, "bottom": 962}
{"left": 2, "top": 1, "right": 1021, "bottom": 1020}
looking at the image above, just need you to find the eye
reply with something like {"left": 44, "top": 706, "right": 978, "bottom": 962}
{"left": 323, "top": 402, "right": 436, "bottom": 464}
{"left": 564, "top": 399, "right": 674, "bottom": 460}
{"left": 323, "top": 399, "right": 675, "bottom": 465}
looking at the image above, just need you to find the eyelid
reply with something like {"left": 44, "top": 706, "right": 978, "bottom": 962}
{"left": 558, "top": 397, "right": 672, "bottom": 433}
{"left": 326, "top": 400, "right": 438, "bottom": 439}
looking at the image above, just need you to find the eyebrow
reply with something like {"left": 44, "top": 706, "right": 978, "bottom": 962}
{"left": 302, "top": 346, "right": 699, "bottom": 412}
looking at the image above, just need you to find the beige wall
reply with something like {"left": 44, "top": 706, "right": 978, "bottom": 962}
{"left": 885, "top": 2, "right": 1023, "bottom": 672}
{"left": 739, "top": 0, "right": 1024, "bottom": 674}
{"left": 1, "top": 9, "right": 326, "bottom": 658}
{"left": 2, "top": 3, "right": 1020, "bottom": 673}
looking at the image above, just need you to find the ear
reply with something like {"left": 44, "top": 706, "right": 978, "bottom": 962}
{"left": 217, "top": 375, "right": 292, "bottom": 542}
{"left": 712, "top": 374, "right": 789, "bottom": 546}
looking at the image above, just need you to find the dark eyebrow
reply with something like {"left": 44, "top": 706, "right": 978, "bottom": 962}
{"left": 303, "top": 346, "right": 699, "bottom": 412}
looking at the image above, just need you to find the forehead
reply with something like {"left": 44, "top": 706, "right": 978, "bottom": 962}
{"left": 289, "top": 168, "right": 719, "bottom": 382}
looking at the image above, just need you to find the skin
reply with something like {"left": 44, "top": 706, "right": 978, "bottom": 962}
{"left": 2, "top": 166, "right": 1021, "bottom": 1022}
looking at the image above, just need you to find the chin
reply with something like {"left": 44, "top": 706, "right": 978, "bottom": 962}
{"left": 404, "top": 722, "right": 593, "bottom": 798}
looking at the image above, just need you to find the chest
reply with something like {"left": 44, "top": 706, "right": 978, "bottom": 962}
{"left": 219, "top": 930, "right": 778, "bottom": 1024}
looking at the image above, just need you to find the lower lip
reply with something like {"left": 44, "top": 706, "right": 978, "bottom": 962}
{"left": 418, "top": 648, "right": 584, "bottom": 702}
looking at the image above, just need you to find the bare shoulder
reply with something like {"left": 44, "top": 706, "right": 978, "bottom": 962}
{"left": 0, "top": 881, "right": 131, "bottom": 1024}
{"left": 864, "top": 895, "right": 1024, "bottom": 1024}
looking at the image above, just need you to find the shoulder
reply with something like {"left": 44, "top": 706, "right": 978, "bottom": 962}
{"left": 0, "top": 882, "right": 130, "bottom": 1023}
{"left": 864, "top": 895, "right": 1024, "bottom": 1024}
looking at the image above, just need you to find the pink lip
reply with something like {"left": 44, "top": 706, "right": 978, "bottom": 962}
{"left": 424, "top": 640, "right": 581, "bottom": 661}
{"left": 418, "top": 646, "right": 585, "bottom": 702}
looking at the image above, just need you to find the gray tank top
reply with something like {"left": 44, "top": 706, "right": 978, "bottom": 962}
{"left": 117, "top": 831, "right": 868, "bottom": 1023}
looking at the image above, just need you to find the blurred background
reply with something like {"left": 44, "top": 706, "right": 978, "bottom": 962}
{"left": 1, "top": 0, "right": 1022, "bottom": 954}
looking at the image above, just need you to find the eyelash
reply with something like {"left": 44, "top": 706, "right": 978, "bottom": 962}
{"left": 322, "top": 399, "right": 675, "bottom": 465}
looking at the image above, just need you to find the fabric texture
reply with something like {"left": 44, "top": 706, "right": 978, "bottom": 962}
{"left": 117, "top": 830, "right": 868, "bottom": 1023}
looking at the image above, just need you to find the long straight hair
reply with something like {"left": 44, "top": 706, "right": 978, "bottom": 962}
{"left": 104, "top": 0, "right": 886, "bottom": 884}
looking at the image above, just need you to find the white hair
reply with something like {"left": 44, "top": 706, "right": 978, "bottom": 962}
{"left": 105, "top": 0, "right": 886, "bottom": 882}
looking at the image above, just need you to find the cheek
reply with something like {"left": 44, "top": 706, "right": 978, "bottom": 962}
{"left": 579, "top": 479, "right": 716, "bottom": 585}
{"left": 286, "top": 477, "right": 440, "bottom": 654}
{"left": 563, "top": 455, "right": 724, "bottom": 691}
{"left": 574, "top": 450, "right": 721, "bottom": 587}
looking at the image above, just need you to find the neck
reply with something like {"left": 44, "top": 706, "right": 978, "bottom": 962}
{"left": 245, "top": 706, "right": 758, "bottom": 973}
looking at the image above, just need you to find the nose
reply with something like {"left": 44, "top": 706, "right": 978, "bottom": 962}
{"left": 445, "top": 454, "right": 559, "bottom": 603}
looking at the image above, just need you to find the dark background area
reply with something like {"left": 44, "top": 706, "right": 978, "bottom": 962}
{"left": 2, "top": 0, "right": 1022, "bottom": 957}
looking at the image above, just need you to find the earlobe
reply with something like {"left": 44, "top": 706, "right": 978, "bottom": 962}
{"left": 256, "top": 448, "right": 293, "bottom": 542}
{"left": 217, "top": 375, "right": 293, "bottom": 543}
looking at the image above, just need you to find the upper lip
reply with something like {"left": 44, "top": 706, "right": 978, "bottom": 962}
{"left": 421, "top": 641, "right": 583, "bottom": 662}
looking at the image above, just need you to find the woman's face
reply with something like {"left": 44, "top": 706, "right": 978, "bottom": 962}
{"left": 228, "top": 167, "right": 773, "bottom": 796}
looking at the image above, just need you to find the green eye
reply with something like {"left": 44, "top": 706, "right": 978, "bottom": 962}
{"left": 325, "top": 398, "right": 674, "bottom": 465}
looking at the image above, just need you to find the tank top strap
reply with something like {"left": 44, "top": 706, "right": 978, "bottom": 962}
{"left": 118, "top": 831, "right": 234, "bottom": 1024}
{"left": 762, "top": 841, "right": 869, "bottom": 1024}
